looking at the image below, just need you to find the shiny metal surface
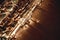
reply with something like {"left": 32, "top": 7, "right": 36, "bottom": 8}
{"left": 0, "top": 0, "right": 58, "bottom": 40}
{"left": 0, "top": 0, "right": 42, "bottom": 39}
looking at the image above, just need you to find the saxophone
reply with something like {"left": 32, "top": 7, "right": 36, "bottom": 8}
{"left": 0, "top": 0, "right": 43, "bottom": 39}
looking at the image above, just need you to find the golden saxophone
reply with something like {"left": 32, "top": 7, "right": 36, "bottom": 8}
{"left": 0, "top": 0, "right": 43, "bottom": 39}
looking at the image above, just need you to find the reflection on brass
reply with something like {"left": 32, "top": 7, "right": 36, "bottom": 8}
{"left": 0, "top": 0, "right": 43, "bottom": 40}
